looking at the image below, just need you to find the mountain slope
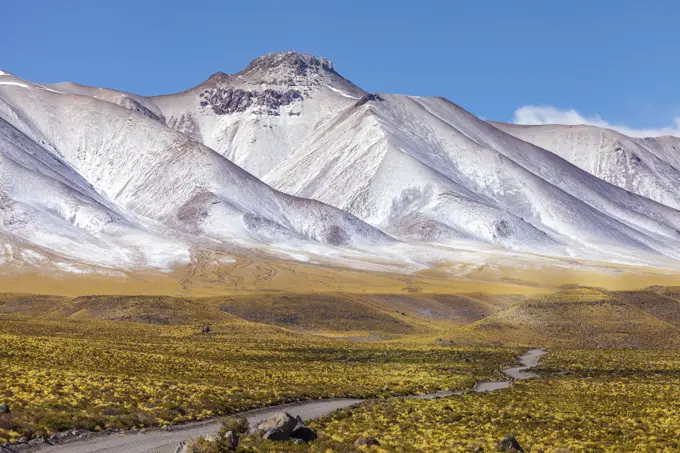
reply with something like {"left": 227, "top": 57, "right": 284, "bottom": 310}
{"left": 265, "top": 92, "right": 680, "bottom": 264}
{"left": 0, "top": 103, "right": 186, "bottom": 269}
{"left": 3, "top": 52, "right": 680, "bottom": 274}
{"left": 151, "top": 51, "right": 366, "bottom": 177}
{"left": 493, "top": 123, "right": 680, "bottom": 210}
{"left": 0, "top": 70, "right": 392, "bottom": 271}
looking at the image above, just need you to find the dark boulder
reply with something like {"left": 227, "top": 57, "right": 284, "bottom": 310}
{"left": 262, "top": 429, "right": 290, "bottom": 441}
{"left": 354, "top": 436, "right": 380, "bottom": 447}
{"left": 354, "top": 93, "right": 384, "bottom": 108}
{"left": 0, "top": 403, "right": 9, "bottom": 414}
{"left": 291, "top": 425, "right": 317, "bottom": 442}
{"left": 497, "top": 436, "right": 524, "bottom": 452}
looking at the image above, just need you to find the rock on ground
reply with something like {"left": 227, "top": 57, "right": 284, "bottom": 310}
{"left": 355, "top": 436, "right": 381, "bottom": 446}
{"left": 224, "top": 431, "right": 239, "bottom": 451}
{"left": 262, "top": 429, "right": 290, "bottom": 441}
{"left": 258, "top": 412, "right": 298, "bottom": 436}
{"left": 498, "top": 436, "right": 525, "bottom": 452}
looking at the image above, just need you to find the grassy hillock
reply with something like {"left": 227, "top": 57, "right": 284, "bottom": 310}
{"left": 0, "top": 291, "right": 515, "bottom": 336}
{"left": 609, "top": 289, "right": 680, "bottom": 328}
{"left": 449, "top": 288, "right": 680, "bottom": 349}
{"left": 208, "top": 293, "right": 421, "bottom": 334}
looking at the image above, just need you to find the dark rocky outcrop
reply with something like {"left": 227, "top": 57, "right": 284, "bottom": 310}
{"left": 262, "top": 429, "right": 289, "bottom": 441}
{"left": 199, "top": 87, "right": 303, "bottom": 116}
{"left": 199, "top": 88, "right": 256, "bottom": 115}
{"left": 290, "top": 416, "right": 318, "bottom": 442}
{"left": 257, "top": 89, "right": 303, "bottom": 113}
{"left": 497, "top": 436, "right": 525, "bottom": 452}
{"left": 119, "top": 97, "right": 166, "bottom": 123}
{"left": 354, "top": 93, "right": 384, "bottom": 108}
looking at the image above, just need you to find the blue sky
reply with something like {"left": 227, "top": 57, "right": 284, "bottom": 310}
{"left": 4, "top": 0, "right": 679, "bottom": 133}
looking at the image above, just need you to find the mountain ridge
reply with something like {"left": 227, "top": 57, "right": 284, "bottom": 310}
{"left": 2, "top": 51, "right": 680, "bottom": 278}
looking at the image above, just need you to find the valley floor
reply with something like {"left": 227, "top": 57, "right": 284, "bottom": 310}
{"left": 301, "top": 349, "right": 680, "bottom": 452}
{"left": 0, "top": 313, "right": 513, "bottom": 445}
{"left": 2, "top": 288, "right": 680, "bottom": 452}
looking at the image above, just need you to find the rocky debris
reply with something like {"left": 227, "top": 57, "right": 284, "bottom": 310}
{"left": 257, "top": 411, "right": 298, "bottom": 436}
{"left": 258, "top": 89, "right": 303, "bottom": 113}
{"left": 49, "top": 429, "right": 86, "bottom": 440}
{"left": 355, "top": 436, "right": 381, "bottom": 447}
{"left": 0, "top": 403, "right": 9, "bottom": 414}
{"left": 242, "top": 51, "right": 337, "bottom": 78}
{"left": 248, "top": 412, "right": 318, "bottom": 444}
{"left": 290, "top": 416, "right": 318, "bottom": 442}
{"left": 200, "top": 88, "right": 255, "bottom": 115}
{"left": 224, "top": 430, "right": 239, "bottom": 451}
{"left": 493, "top": 219, "right": 513, "bottom": 239}
{"left": 119, "top": 97, "right": 166, "bottom": 123}
{"left": 354, "top": 93, "right": 384, "bottom": 108}
{"left": 262, "top": 429, "right": 289, "bottom": 441}
{"left": 176, "top": 429, "right": 239, "bottom": 453}
{"left": 497, "top": 436, "right": 525, "bottom": 452}
{"left": 472, "top": 446, "right": 484, "bottom": 452}
{"left": 199, "top": 87, "right": 303, "bottom": 116}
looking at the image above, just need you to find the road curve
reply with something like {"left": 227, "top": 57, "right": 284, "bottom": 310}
{"left": 474, "top": 348, "right": 547, "bottom": 392}
{"left": 13, "top": 349, "right": 546, "bottom": 453}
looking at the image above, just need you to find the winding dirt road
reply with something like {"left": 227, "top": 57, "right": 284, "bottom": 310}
{"left": 9, "top": 349, "right": 546, "bottom": 453}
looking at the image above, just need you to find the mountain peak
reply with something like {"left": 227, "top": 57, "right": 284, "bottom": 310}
{"left": 193, "top": 51, "right": 363, "bottom": 97}
{"left": 241, "top": 51, "right": 336, "bottom": 77}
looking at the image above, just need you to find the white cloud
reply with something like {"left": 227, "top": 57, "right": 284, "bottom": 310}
{"left": 512, "top": 105, "right": 680, "bottom": 138}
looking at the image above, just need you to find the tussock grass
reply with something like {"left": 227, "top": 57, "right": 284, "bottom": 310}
{"left": 0, "top": 314, "right": 513, "bottom": 444}
{"left": 237, "top": 349, "right": 680, "bottom": 452}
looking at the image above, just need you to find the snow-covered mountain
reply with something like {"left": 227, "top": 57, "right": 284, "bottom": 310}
{"left": 2, "top": 52, "right": 680, "bottom": 274}
{"left": 151, "top": 52, "right": 366, "bottom": 177}
{"left": 493, "top": 123, "right": 680, "bottom": 210}
{"left": 0, "top": 68, "right": 390, "bottom": 272}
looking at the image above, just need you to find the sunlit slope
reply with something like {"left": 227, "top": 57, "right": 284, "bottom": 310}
{"left": 0, "top": 290, "right": 512, "bottom": 335}
{"left": 0, "top": 69, "right": 391, "bottom": 271}
{"left": 449, "top": 288, "right": 680, "bottom": 349}
{"left": 495, "top": 122, "right": 680, "bottom": 210}
{"left": 267, "top": 93, "right": 680, "bottom": 265}
{"left": 610, "top": 288, "right": 680, "bottom": 328}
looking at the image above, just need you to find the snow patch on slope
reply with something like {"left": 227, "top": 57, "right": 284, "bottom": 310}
{"left": 494, "top": 123, "right": 680, "bottom": 211}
